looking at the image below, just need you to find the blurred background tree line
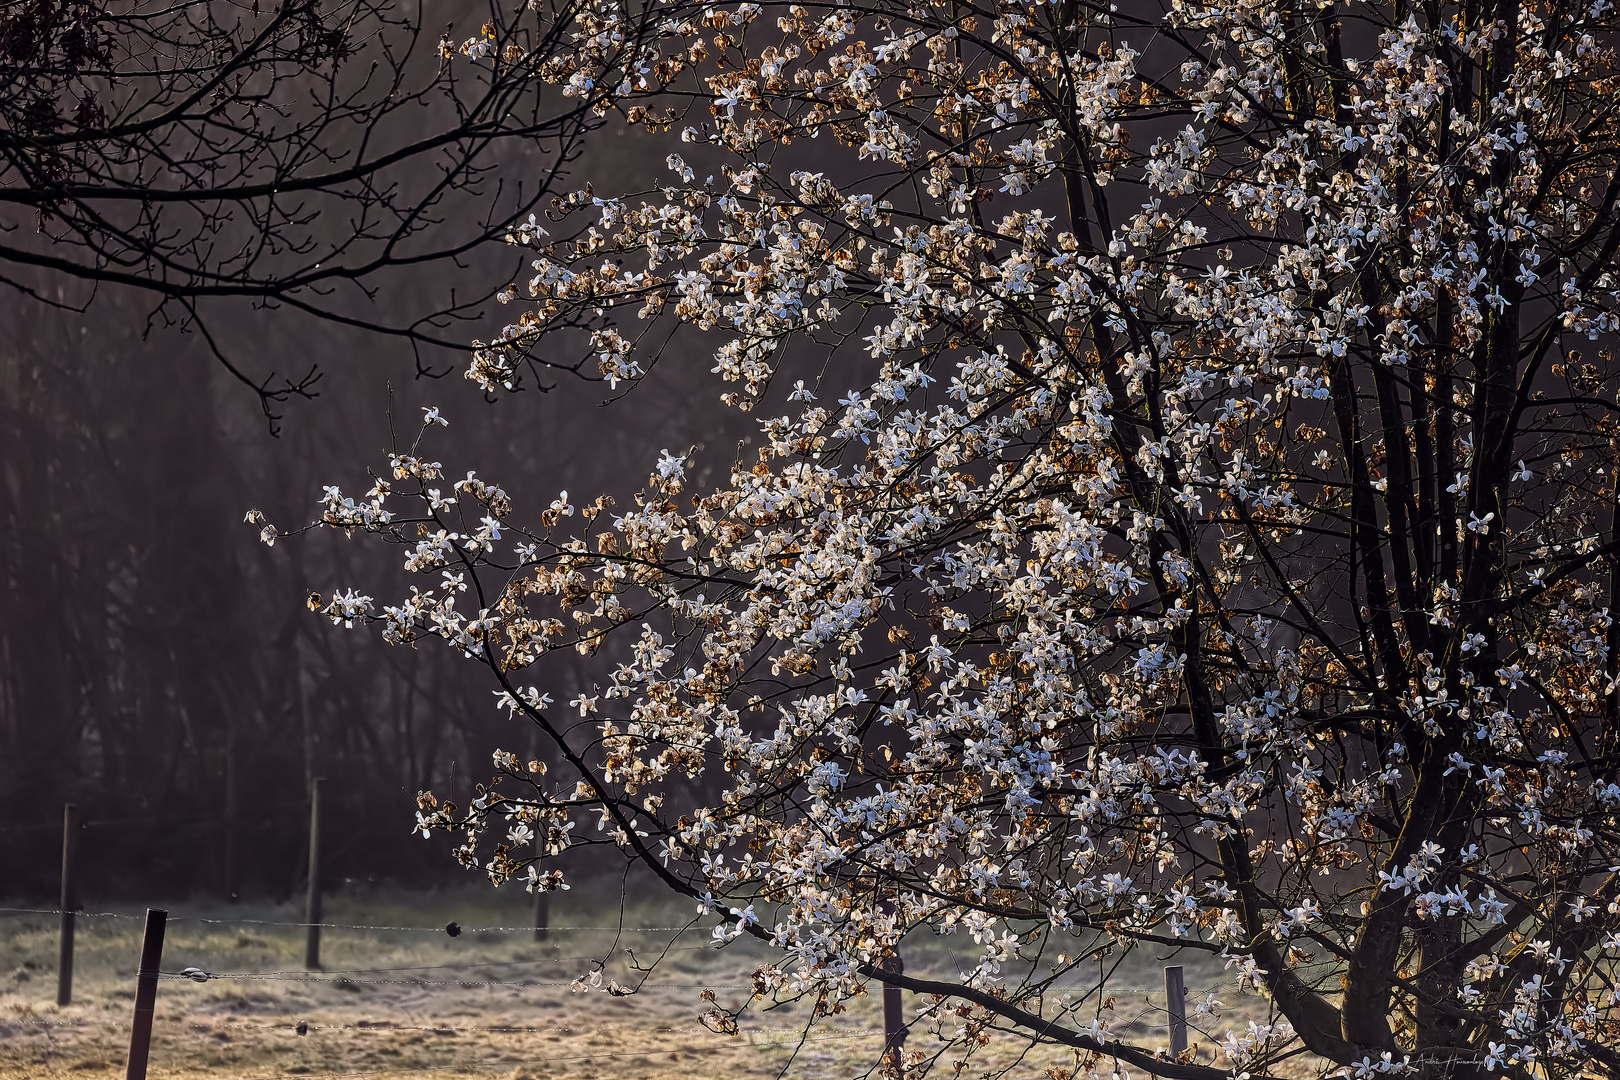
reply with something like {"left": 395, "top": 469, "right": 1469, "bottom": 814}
{"left": 0, "top": 0, "right": 717, "bottom": 899}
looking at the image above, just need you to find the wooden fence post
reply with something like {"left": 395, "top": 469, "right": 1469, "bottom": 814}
{"left": 124, "top": 908, "right": 167, "bottom": 1080}
{"left": 303, "top": 777, "right": 323, "bottom": 971}
{"left": 1164, "top": 964, "right": 1187, "bottom": 1060}
{"left": 57, "top": 802, "right": 77, "bottom": 1006}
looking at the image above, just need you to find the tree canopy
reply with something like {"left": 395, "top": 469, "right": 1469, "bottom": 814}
{"left": 268, "top": 1, "right": 1620, "bottom": 1077}
{"left": 1, "top": 0, "right": 663, "bottom": 421}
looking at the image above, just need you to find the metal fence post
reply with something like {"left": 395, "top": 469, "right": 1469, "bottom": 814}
{"left": 1165, "top": 964, "right": 1187, "bottom": 1060}
{"left": 125, "top": 908, "right": 167, "bottom": 1080}
{"left": 883, "top": 951, "right": 906, "bottom": 1072}
{"left": 304, "top": 777, "right": 323, "bottom": 970}
{"left": 875, "top": 895, "right": 906, "bottom": 1073}
{"left": 57, "top": 802, "right": 78, "bottom": 1005}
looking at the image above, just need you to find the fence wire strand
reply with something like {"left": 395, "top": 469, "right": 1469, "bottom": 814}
{"left": 158, "top": 968, "right": 754, "bottom": 990}
{"left": 2, "top": 1017, "right": 880, "bottom": 1040}
{"left": 0, "top": 907, "right": 694, "bottom": 933}
{"left": 157, "top": 947, "right": 716, "bottom": 977}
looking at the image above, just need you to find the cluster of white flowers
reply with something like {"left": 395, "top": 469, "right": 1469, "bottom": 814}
{"left": 267, "top": 3, "right": 1620, "bottom": 1078}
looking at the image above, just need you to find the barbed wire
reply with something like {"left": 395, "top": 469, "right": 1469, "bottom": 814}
{"left": 0, "top": 907, "right": 695, "bottom": 932}
{"left": 157, "top": 968, "right": 756, "bottom": 990}
{"left": 177, "top": 917, "right": 695, "bottom": 933}
{"left": 158, "top": 946, "right": 718, "bottom": 977}
{"left": 0, "top": 1017, "right": 880, "bottom": 1041}
{"left": 0, "top": 906, "right": 137, "bottom": 920}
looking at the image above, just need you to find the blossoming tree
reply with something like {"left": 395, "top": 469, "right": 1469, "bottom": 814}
{"left": 257, "top": 1, "right": 1620, "bottom": 1077}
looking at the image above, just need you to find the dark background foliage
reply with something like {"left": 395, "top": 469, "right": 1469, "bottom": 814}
{"left": 0, "top": 112, "right": 739, "bottom": 904}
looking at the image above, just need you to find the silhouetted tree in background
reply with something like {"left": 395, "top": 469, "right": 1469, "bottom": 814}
{"left": 1, "top": 0, "right": 666, "bottom": 422}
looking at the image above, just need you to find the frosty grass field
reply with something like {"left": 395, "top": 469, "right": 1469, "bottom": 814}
{"left": 1, "top": 880, "right": 1274, "bottom": 1079}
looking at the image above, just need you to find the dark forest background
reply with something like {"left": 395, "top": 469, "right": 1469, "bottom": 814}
{"left": 0, "top": 99, "right": 746, "bottom": 904}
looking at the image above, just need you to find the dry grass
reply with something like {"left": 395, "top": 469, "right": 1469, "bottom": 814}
{"left": 1, "top": 882, "right": 1287, "bottom": 1080}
